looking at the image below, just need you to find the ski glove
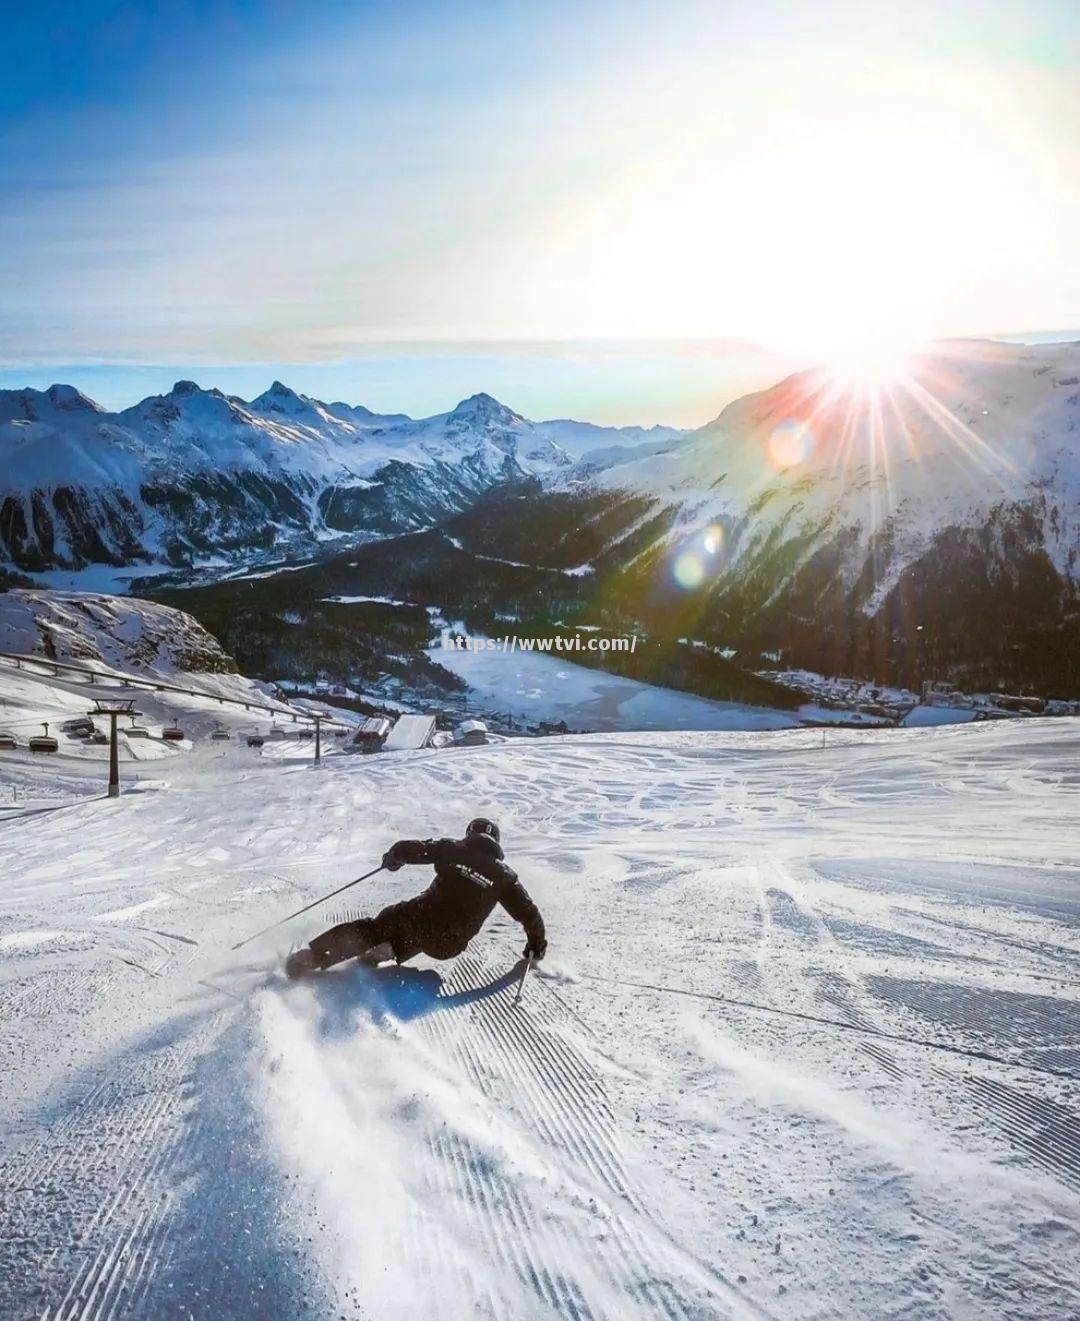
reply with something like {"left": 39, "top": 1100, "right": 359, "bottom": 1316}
{"left": 381, "top": 847, "right": 404, "bottom": 872}
{"left": 523, "top": 940, "right": 547, "bottom": 962}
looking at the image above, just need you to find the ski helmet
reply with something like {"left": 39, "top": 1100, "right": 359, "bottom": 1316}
{"left": 466, "top": 817, "right": 500, "bottom": 843}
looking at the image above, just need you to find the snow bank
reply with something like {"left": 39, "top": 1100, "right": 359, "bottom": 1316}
{"left": 0, "top": 588, "right": 235, "bottom": 677}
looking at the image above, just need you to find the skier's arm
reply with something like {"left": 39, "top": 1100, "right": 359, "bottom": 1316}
{"left": 382, "top": 838, "right": 447, "bottom": 869}
{"left": 499, "top": 876, "right": 547, "bottom": 958}
{"left": 384, "top": 836, "right": 502, "bottom": 870}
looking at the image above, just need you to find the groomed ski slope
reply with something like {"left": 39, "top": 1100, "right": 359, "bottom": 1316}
{"left": 0, "top": 719, "right": 1078, "bottom": 1319}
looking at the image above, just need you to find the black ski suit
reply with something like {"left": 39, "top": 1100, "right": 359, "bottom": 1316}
{"left": 309, "top": 833, "right": 545, "bottom": 968}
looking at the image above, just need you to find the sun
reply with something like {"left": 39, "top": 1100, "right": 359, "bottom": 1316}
{"left": 818, "top": 333, "right": 921, "bottom": 393}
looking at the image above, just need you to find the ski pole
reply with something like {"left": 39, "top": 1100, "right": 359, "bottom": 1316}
{"left": 231, "top": 865, "right": 385, "bottom": 951}
{"left": 512, "top": 953, "right": 534, "bottom": 1007}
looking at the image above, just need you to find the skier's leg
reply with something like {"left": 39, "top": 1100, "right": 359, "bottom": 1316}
{"left": 287, "top": 918, "right": 400, "bottom": 978}
{"left": 309, "top": 917, "right": 380, "bottom": 968}
{"left": 286, "top": 900, "right": 426, "bottom": 978}
{"left": 358, "top": 940, "right": 395, "bottom": 966}
{"left": 286, "top": 919, "right": 377, "bottom": 978}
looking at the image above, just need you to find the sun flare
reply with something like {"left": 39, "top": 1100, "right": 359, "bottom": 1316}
{"left": 821, "top": 341, "right": 918, "bottom": 392}
{"left": 767, "top": 420, "right": 814, "bottom": 470}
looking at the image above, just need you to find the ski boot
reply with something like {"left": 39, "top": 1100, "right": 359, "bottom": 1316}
{"left": 285, "top": 947, "right": 324, "bottom": 979}
{"left": 356, "top": 941, "right": 395, "bottom": 969}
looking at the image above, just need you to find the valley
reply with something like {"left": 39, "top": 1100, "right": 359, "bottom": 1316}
{"left": 3, "top": 340, "right": 1078, "bottom": 710}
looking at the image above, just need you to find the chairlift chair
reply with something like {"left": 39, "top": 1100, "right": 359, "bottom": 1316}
{"left": 246, "top": 733, "right": 265, "bottom": 748}
{"left": 29, "top": 722, "right": 59, "bottom": 753}
{"left": 162, "top": 724, "right": 185, "bottom": 742}
{"left": 211, "top": 727, "right": 231, "bottom": 741}
{"left": 0, "top": 730, "right": 17, "bottom": 750}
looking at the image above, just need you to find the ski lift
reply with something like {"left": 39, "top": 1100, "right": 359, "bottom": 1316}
{"left": 246, "top": 733, "right": 265, "bottom": 748}
{"left": 0, "top": 730, "right": 17, "bottom": 750}
{"left": 125, "top": 725, "right": 150, "bottom": 739}
{"left": 297, "top": 728, "right": 314, "bottom": 741}
{"left": 29, "top": 722, "right": 59, "bottom": 753}
{"left": 267, "top": 726, "right": 286, "bottom": 742}
{"left": 90, "top": 730, "right": 108, "bottom": 745}
{"left": 211, "top": 727, "right": 231, "bottom": 741}
{"left": 162, "top": 723, "right": 185, "bottom": 742}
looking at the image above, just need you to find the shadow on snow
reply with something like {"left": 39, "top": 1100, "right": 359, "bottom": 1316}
{"left": 304, "top": 957, "right": 526, "bottom": 1041}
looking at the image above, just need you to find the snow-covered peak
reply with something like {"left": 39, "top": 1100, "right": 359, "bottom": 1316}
{"left": 324, "top": 400, "right": 413, "bottom": 428}
{"left": 46, "top": 383, "right": 103, "bottom": 413}
{"left": 244, "top": 383, "right": 405, "bottom": 440}
{"left": 0, "top": 384, "right": 107, "bottom": 425}
{"left": 0, "top": 384, "right": 146, "bottom": 494}
{"left": 121, "top": 381, "right": 253, "bottom": 440}
{"left": 539, "top": 417, "right": 686, "bottom": 464}
{"left": 169, "top": 379, "right": 213, "bottom": 399}
{"left": 581, "top": 338, "right": 1080, "bottom": 592}
{"left": 249, "top": 380, "right": 310, "bottom": 414}
{"left": 447, "top": 392, "right": 524, "bottom": 428}
{"left": 432, "top": 392, "right": 573, "bottom": 471}
{"left": 329, "top": 400, "right": 378, "bottom": 420}
{"left": 692, "top": 340, "right": 1080, "bottom": 509}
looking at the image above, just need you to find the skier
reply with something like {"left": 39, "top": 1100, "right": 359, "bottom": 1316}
{"left": 285, "top": 818, "right": 547, "bottom": 978}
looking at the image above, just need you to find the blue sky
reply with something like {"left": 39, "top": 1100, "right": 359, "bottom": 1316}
{"left": 1, "top": 0, "right": 1077, "bottom": 424}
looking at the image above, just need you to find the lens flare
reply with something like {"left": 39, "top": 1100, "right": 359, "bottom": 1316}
{"left": 823, "top": 341, "right": 916, "bottom": 391}
{"left": 703, "top": 524, "right": 724, "bottom": 554}
{"left": 673, "top": 552, "right": 705, "bottom": 590}
{"left": 767, "top": 420, "right": 812, "bottom": 470}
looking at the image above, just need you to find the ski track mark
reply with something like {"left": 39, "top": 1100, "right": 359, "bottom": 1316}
{"left": 868, "top": 975, "right": 1080, "bottom": 1079}
{"left": 406, "top": 948, "right": 748, "bottom": 1321}
{"left": 764, "top": 889, "right": 820, "bottom": 947}
{"left": 810, "top": 969, "right": 909, "bottom": 1082}
{"left": 807, "top": 946, "right": 1080, "bottom": 1183}
{"left": 0, "top": 1012, "right": 225, "bottom": 1321}
{"left": 957, "top": 1073, "right": 1080, "bottom": 1187}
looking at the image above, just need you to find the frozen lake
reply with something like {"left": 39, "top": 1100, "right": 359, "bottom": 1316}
{"left": 429, "top": 641, "right": 803, "bottom": 731}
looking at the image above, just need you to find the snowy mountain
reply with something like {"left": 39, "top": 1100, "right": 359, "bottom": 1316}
{"left": 588, "top": 339, "right": 1079, "bottom": 582}
{"left": 0, "top": 380, "right": 672, "bottom": 574}
{"left": 526, "top": 415, "right": 684, "bottom": 462}
{"left": 0, "top": 587, "right": 238, "bottom": 676}
{"left": 4, "top": 341, "right": 1077, "bottom": 691}
{"left": 565, "top": 340, "right": 1080, "bottom": 691}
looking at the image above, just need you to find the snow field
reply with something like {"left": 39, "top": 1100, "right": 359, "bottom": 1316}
{"left": 0, "top": 717, "right": 1077, "bottom": 1318}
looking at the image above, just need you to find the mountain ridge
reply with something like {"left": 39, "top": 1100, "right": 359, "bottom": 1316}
{"left": 550, "top": 339, "right": 1080, "bottom": 691}
{"left": 2, "top": 341, "right": 1078, "bottom": 692}
{"left": 0, "top": 378, "right": 676, "bottom": 572}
